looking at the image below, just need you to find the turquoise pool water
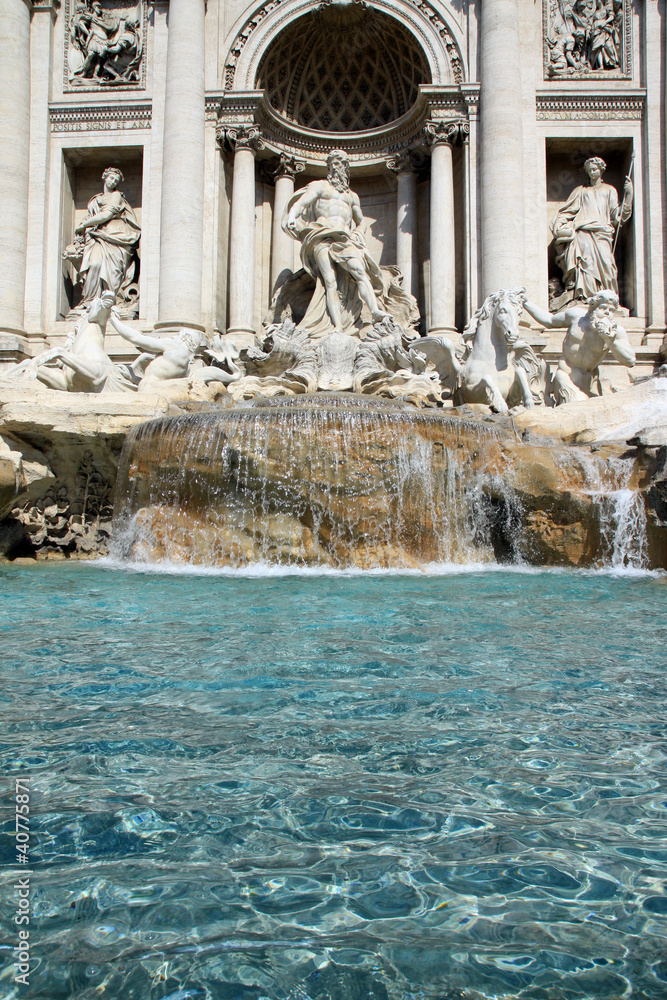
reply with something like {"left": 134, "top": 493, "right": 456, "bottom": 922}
{"left": 1, "top": 562, "right": 666, "bottom": 1000}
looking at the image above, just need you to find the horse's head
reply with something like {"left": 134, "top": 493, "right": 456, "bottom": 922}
{"left": 490, "top": 288, "right": 525, "bottom": 346}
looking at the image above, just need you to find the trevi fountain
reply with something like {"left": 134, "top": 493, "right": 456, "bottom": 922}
{"left": 1, "top": 1, "right": 667, "bottom": 998}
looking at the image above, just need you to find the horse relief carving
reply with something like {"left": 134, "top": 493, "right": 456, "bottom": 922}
{"left": 67, "top": 0, "right": 143, "bottom": 88}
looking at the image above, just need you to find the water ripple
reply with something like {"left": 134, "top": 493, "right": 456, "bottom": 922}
{"left": 1, "top": 564, "right": 666, "bottom": 999}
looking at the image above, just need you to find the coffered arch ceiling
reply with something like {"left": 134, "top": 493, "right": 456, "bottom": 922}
{"left": 256, "top": 7, "right": 430, "bottom": 133}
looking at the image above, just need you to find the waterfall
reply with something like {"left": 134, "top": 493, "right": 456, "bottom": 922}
{"left": 110, "top": 396, "right": 649, "bottom": 571}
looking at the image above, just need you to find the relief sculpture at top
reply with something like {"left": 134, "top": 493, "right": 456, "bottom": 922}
{"left": 68, "top": 0, "right": 142, "bottom": 86}
{"left": 545, "top": 0, "right": 624, "bottom": 76}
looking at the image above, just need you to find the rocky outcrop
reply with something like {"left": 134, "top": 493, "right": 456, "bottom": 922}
{"left": 2, "top": 379, "right": 666, "bottom": 567}
{"left": 511, "top": 375, "right": 667, "bottom": 445}
{"left": 0, "top": 382, "right": 227, "bottom": 560}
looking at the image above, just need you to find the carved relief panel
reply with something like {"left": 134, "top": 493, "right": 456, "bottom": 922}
{"left": 543, "top": 0, "right": 631, "bottom": 80}
{"left": 64, "top": 0, "right": 147, "bottom": 91}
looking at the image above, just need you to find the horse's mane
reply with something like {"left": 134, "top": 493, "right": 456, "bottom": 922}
{"left": 462, "top": 287, "right": 527, "bottom": 342}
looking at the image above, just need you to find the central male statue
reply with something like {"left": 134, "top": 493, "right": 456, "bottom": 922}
{"left": 283, "top": 149, "right": 392, "bottom": 336}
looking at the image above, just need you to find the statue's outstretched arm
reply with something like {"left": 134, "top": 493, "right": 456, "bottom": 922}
{"left": 523, "top": 300, "right": 569, "bottom": 328}
{"left": 109, "top": 310, "right": 164, "bottom": 355}
{"left": 76, "top": 207, "right": 117, "bottom": 232}
{"left": 284, "top": 183, "right": 320, "bottom": 231}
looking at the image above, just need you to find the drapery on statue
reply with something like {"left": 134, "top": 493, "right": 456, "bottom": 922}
{"left": 283, "top": 150, "right": 407, "bottom": 339}
{"left": 523, "top": 289, "right": 635, "bottom": 405}
{"left": 63, "top": 167, "right": 141, "bottom": 319}
{"left": 68, "top": 1, "right": 142, "bottom": 85}
{"left": 551, "top": 156, "right": 632, "bottom": 302}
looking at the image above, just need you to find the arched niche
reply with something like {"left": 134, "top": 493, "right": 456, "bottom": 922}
{"left": 256, "top": 7, "right": 431, "bottom": 133}
{"left": 222, "top": 0, "right": 466, "bottom": 95}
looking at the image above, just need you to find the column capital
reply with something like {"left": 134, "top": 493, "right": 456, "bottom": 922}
{"left": 386, "top": 150, "right": 417, "bottom": 175}
{"left": 216, "top": 123, "right": 264, "bottom": 153}
{"left": 273, "top": 153, "right": 305, "bottom": 181}
{"left": 423, "top": 120, "right": 469, "bottom": 149}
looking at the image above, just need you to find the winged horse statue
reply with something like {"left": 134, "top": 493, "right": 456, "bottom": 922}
{"left": 413, "top": 288, "right": 547, "bottom": 412}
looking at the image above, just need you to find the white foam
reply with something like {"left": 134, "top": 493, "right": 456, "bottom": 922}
{"left": 94, "top": 556, "right": 664, "bottom": 581}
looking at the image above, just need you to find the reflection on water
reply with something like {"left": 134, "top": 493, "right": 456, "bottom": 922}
{"left": 1, "top": 563, "right": 666, "bottom": 999}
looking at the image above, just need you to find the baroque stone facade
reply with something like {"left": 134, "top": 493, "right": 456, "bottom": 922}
{"left": 0, "top": 0, "right": 665, "bottom": 372}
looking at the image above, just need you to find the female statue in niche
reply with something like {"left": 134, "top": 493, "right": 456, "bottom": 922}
{"left": 550, "top": 156, "right": 632, "bottom": 304}
{"left": 64, "top": 166, "right": 141, "bottom": 319}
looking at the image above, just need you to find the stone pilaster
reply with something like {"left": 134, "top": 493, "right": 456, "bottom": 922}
{"left": 271, "top": 154, "right": 305, "bottom": 293}
{"left": 386, "top": 151, "right": 418, "bottom": 301}
{"left": 0, "top": 0, "right": 32, "bottom": 338}
{"left": 157, "top": 0, "right": 206, "bottom": 331}
{"left": 219, "top": 125, "right": 264, "bottom": 345}
{"left": 479, "top": 0, "right": 525, "bottom": 296}
{"left": 423, "top": 122, "right": 464, "bottom": 335}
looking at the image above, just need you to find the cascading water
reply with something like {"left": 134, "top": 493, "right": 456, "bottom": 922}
{"left": 575, "top": 452, "right": 648, "bottom": 569}
{"left": 111, "top": 395, "right": 650, "bottom": 570}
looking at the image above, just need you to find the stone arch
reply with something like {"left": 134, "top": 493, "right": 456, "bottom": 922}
{"left": 222, "top": 0, "right": 466, "bottom": 95}
{"left": 256, "top": 7, "right": 430, "bottom": 132}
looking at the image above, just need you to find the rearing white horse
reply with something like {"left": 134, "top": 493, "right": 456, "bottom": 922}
{"left": 415, "top": 288, "right": 546, "bottom": 412}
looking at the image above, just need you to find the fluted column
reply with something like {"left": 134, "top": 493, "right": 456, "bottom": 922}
{"left": 271, "top": 154, "right": 305, "bottom": 293}
{"left": 386, "top": 152, "right": 418, "bottom": 300}
{"left": 0, "top": 0, "right": 31, "bottom": 335}
{"left": 220, "top": 125, "right": 264, "bottom": 344}
{"left": 424, "top": 122, "right": 460, "bottom": 335}
{"left": 25, "top": 0, "right": 57, "bottom": 333}
{"left": 479, "top": 0, "right": 525, "bottom": 295}
{"left": 157, "top": 0, "right": 205, "bottom": 330}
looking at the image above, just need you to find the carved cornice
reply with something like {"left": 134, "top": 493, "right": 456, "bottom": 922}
{"left": 205, "top": 97, "right": 221, "bottom": 122}
{"left": 216, "top": 123, "right": 265, "bottom": 151}
{"left": 213, "top": 87, "right": 470, "bottom": 167}
{"left": 49, "top": 102, "right": 152, "bottom": 132}
{"left": 273, "top": 153, "right": 306, "bottom": 180}
{"left": 32, "top": 0, "right": 60, "bottom": 10}
{"left": 422, "top": 119, "right": 468, "bottom": 147}
{"left": 535, "top": 91, "right": 644, "bottom": 121}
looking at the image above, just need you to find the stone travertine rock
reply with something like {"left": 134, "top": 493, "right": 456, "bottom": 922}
{"left": 113, "top": 397, "right": 661, "bottom": 569}
{"left": 511, "top": 374, "right": 667, "bottom": 444}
